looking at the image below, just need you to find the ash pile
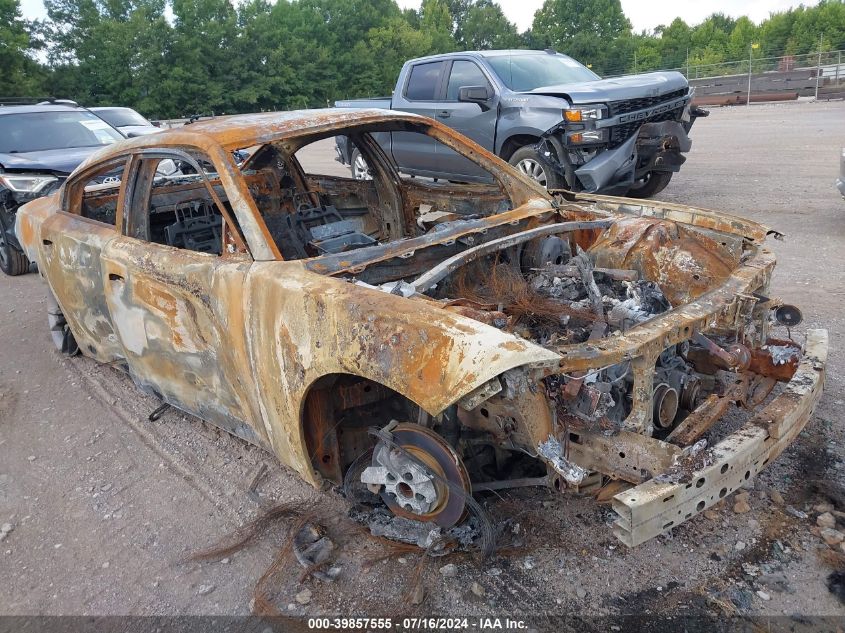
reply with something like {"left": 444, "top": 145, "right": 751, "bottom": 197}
{"left": 457, "top": 248, "right": 672, "bottom": 345}
{"left": 520, "top": 248, "right": 672, "bottom": 344}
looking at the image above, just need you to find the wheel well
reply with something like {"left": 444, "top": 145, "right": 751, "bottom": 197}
{"left": 301, "top": 374, "right": 421, "bottom": 484}
{"left": 500, "top": 135, "right": 542, "bottom": 162}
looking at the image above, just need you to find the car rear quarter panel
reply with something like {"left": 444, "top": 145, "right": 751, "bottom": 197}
{"left": 243, "top": 261, "right": 560, "bottom": 483}
{"left": 15, "top": 194, "right": 56, "bottom": 265}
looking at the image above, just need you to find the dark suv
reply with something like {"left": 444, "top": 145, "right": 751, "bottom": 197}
{"left": 0, "top": 102, "right": 125, "bottom": 275}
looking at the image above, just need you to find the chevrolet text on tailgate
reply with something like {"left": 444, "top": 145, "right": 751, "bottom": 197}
{"left": 16, "top": 109, "right": 825, "bottom": 548}
{"left": 335, "top": 49, "right": 708, "bottom": 199}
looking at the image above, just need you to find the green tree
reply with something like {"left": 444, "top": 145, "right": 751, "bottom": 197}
{"left": 42, "top": 0, "right": 173, "bottom": 115}
{"left": 459, "top": 0, "right": 520, "bottom": 50}
{"left": 351, "top": 16, "right": 435, "bottom": 97}
{"left": 531, "top": 0, "right": 631, "bottom": 73}
{"left": 689, "top": 13, "right": 733, "bottom": 62}
{"left": 0, "top": 0, "right": 45, "bottom": 95}
{"left": 788, "top": 0, "right": 845, "bottom": 53}
{"left": 24, "top": 0, "right": 845, "bottom": 119}
{"left": 420, "top": 0, "right": 456, "bottom": 53}
{"left": 654, "top": 18, "right": 691, "bottom": 69}
{"left": 726, "top": 16, "right": 758, "bottom": 60}
{"left": 532, "top": 0, "right": 630, "bottom": 45}
{"left": 157, "top": 0, "right": 240, "bottom": 116}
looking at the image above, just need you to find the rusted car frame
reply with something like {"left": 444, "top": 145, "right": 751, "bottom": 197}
{"left": 15, "top": 108, "right": 827, "bottom": 546}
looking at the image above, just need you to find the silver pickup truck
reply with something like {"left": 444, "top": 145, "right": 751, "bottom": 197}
{"left": 336, "top": 49, "right": 707, "bottom": 198}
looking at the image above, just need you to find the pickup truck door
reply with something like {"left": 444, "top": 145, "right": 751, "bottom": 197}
{"left": 389, "top": 60, "right": 445, "bottom": 175}
{"left": 432, "top": 59, "right": 499, "bottom": 181}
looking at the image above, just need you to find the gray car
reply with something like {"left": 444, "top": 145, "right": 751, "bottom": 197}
{"left": 336, "top": 49, "right": 706, "bottom": 198}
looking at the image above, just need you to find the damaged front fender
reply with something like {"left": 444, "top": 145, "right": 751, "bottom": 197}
{"left": 243, "top": 262, "right": 560, "bottom": 482}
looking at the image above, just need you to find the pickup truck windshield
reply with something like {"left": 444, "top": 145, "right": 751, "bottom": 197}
{"left": 0, "top": 111, "right": 124, "bottom": 154}
{"left": 487, "top": 54, "right": 600, "bottom": 92}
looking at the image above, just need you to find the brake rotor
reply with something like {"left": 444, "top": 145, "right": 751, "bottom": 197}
{"left": 362, "top": 423, "right": 471, "bottom": 528}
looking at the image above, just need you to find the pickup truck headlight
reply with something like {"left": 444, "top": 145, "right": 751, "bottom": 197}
{"left": 567, "top": 129, "right": 607, "bottom": 144}
{"left": 0, "top": 174, "right": 59, "bottom": 194}
{"left": 564, "top": 106, "right": 606, "bottom": 122}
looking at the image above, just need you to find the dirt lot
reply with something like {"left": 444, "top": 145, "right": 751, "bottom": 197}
{"left": 1, "top": 100, "right": 844, "bottom": 625}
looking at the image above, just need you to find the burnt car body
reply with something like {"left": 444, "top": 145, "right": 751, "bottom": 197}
{"left": 16, "top": 108, "right": 827, "bottom": 546}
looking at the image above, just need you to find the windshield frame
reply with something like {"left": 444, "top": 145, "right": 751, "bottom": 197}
{"left": 0, "top": 110, "right": 126, "bottom": 154}
{"left": 485, "top": 53, "right": 601, "bottom": 92}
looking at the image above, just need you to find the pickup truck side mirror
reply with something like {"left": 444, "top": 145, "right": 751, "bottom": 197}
{"left": 458, "top": 85, "right": 493, "bottom": 111}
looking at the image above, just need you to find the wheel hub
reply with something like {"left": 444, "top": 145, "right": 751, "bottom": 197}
{"left": 362, "top": 445, "right": 441, "bottom": 514}
{"left": 353, "top": 153, "right": 372, "bottom": 180}
{"left": 360, "top": 423, "right": 471, "bottom": 527}
{"left": 516, "top": 158, "right": 547, "bottom": 186}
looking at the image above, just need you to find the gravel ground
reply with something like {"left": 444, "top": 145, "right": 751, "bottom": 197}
{"left": 0, "top": 99, "right": 843, "bottom": 625}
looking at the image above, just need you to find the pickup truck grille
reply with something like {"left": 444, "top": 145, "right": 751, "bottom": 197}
{"left": 607, "top": 88, "right": 688, "bottom": 117}
{"left": 607, "top": 106, "right": 685, "bottom": 148}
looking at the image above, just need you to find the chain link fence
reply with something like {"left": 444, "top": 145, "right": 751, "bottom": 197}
{"left": 612, "top": 48, "right": 845, "bottom": 105}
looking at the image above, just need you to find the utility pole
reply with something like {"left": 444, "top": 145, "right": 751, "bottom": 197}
{"left": 686, "top": 48, "right": 690, "bottom": 78}
{"left": 634, "top": 50, "right": 637, "bottom": 74}
{"left": 836, "top": 50, "right": 841, "bottom": 86}
{"left": 815, "top": 34, "right": 824, "bottom": 100}
{"left": 747, "top": 43, "right": 753, "bottom": 105}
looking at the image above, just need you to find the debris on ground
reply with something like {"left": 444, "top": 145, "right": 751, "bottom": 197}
{"left": 785, "top": 506, "right": 808, "bottom": 519}
{"left": 292, "top": 522, "right": 340, "bottom": 582}
{"left": 821, "top": 529, "right": 844, "bottom": 546}
{"left": 295, "top": 588, "right": 311, "bottom": 605}
{"left": 733, "top": 492, "right": 752, "bottom": 514}
{"left": 349, "top": 505, "right": 479, "bottom": 553}
{"left": 246, "top": 463, "right": 269, "bottom": 503}
{"left": 758, "top": 572, "right": 791, "bottom": 593}
{"left": 409, "top": 581, "right": 425, "bottom": 606}
{"left": 817, "top": 512, "right": 836, "bottom": 529}
{"left": 0, "top": 523, "right": 13, "bottom": 542}
{"left": 769, "top": 490, "right": 785, "bottom": 505}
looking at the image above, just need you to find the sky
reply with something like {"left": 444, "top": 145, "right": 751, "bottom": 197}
{"left": 19, "top": 0, "right": 821, "bottom": 33}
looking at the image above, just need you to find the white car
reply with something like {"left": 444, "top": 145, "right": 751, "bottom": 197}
{"left": 90, "top": 106, "right": 160, "bottom": 137}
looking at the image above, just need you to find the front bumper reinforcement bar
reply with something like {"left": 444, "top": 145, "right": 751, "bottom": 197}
{"left": 612, "top": 328, "right": 828, "bottom": 547}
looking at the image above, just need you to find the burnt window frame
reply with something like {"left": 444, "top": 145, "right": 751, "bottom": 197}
{"left": 120, "top": 148, "right": 251, "bottom": 258}
{"left": 62, "top": 155, "right": 132, "bottom": 228}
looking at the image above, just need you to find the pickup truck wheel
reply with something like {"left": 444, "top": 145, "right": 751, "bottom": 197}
{"left": 350, "top": 149, "right": 372, "bottom": 180}
{"left": 47, "top": 290, "right": 79, "bottom": 356}
{"left": 0, "top": 214, "right": 29, "bottom": 276}
{"left": 626, "top": 171, "right": 672, "bottom": 198}
{"left": 509, "top": 146, "right": 566, "bottom": 190}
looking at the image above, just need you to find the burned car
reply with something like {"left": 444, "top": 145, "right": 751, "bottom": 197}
{"left": 16, "top": 109, "right": 826, "bottom": 547}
